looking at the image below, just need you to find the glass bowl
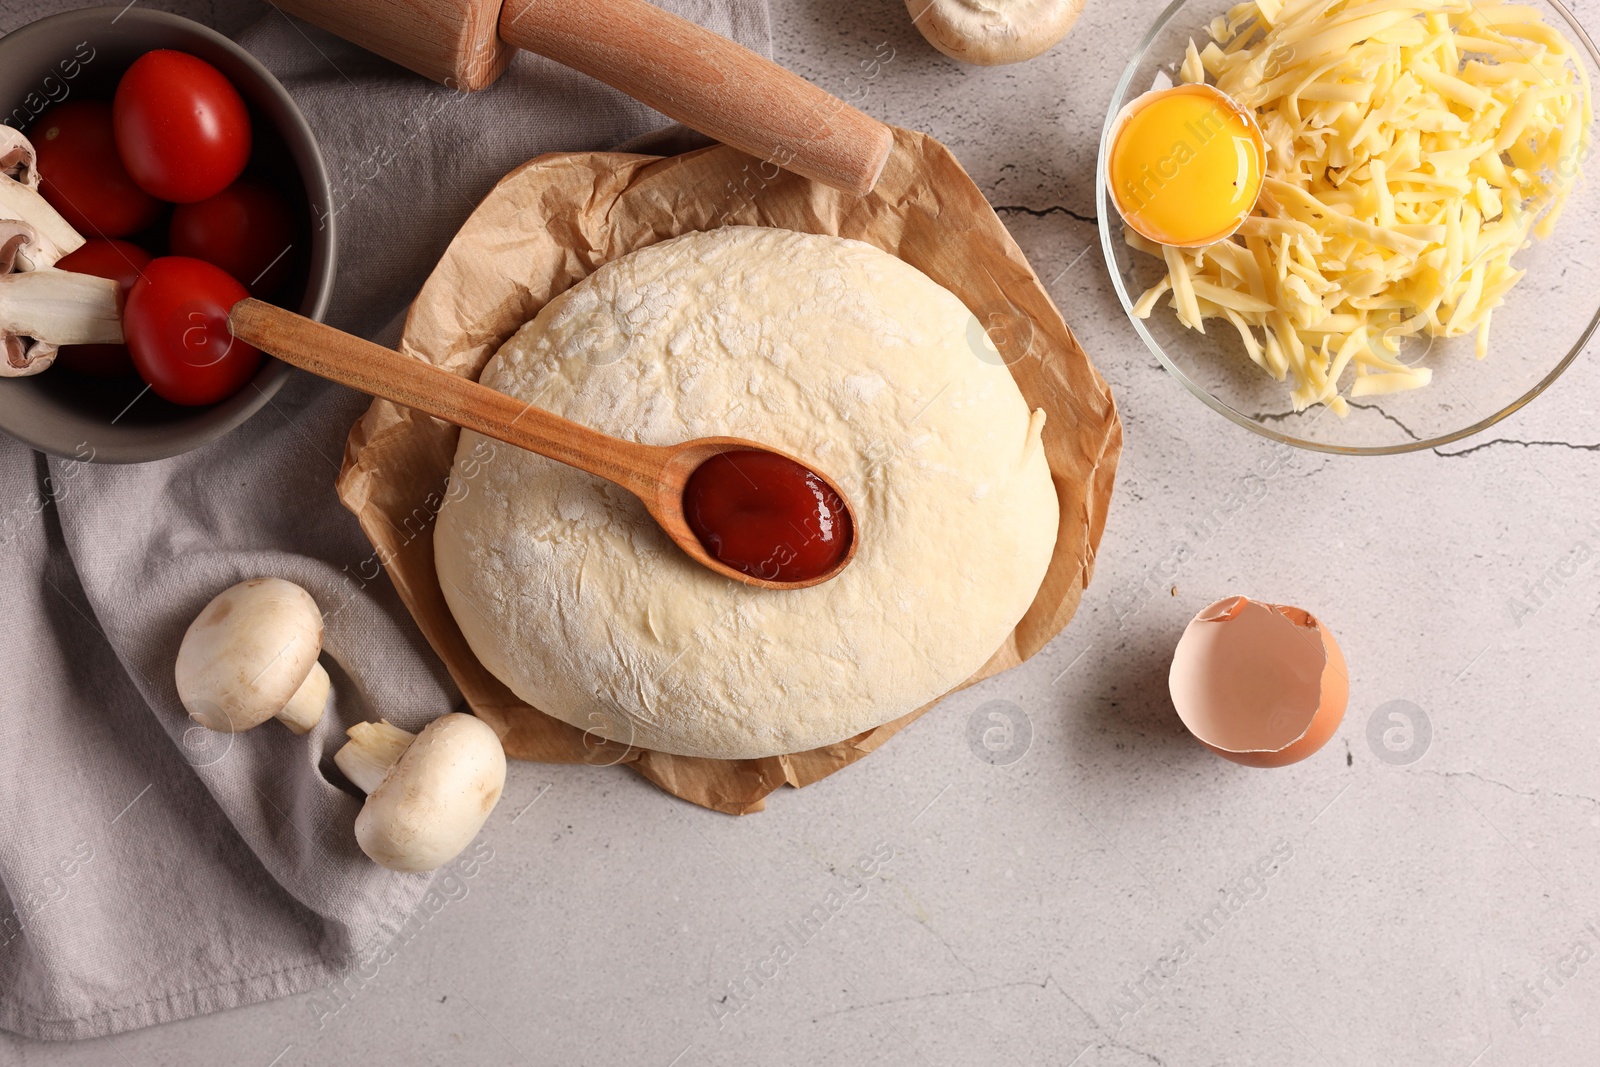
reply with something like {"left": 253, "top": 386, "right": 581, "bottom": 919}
{"left": 1097, "top": 0, "right": 1600, "bottom": 454}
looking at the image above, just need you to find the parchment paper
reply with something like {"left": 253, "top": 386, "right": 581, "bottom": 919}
{"left": 336, "top": 127, "right": 1122, "bottom": 814}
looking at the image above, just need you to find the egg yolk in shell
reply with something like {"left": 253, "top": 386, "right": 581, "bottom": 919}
{"left": 1109, "top": 85, "right": 1264, "bottom": 247}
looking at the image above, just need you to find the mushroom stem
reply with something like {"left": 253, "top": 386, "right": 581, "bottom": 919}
{"left": 276, "top": 661, "right": 331, "bottom": 735}
{"left": 0, "top": 267, "right": 122, "bottom": 342}
{"left": 334, "top": 720, "right": 417, "bottom": 794}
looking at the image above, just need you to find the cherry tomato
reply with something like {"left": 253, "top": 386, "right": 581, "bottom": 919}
{"left": 53, "top": 239, "right": 153, "bottom": 377}
{"left": 113, "top": 50, "right": 251, "bottom": 203}
{"left": 170, "top": 180, "right": 295, "bottom": 297}
{"left": 33, "top": 101, "right": 163, "bottom": 238}
{"left": 124, "top": 256, "right": 261, "bottom": 406}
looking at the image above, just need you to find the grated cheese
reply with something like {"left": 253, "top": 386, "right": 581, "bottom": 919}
{"left": 1128, "top": 0, "right": 1591, "bottom": 413}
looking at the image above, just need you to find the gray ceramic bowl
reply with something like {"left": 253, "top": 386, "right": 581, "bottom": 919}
{"left": 0, "top": 6, "right": 335, "bottom": 463}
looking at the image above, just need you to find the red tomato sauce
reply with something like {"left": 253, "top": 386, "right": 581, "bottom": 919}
{"left": 683, "top": 450, "right": 853, "bottom": 584}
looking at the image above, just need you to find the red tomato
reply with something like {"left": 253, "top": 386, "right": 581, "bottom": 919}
{"left": 33, "top": 101, "right": 163, "bottom": 237}
{"left": 124, "top": 257, "right": 261, "bottom": 406}
{"left": 170, "top": 180, "right": 295, "bottom": 297}
{"left": 53, "top": 239, "right": 154, "bottom": 377}
{"left": 113, "top": 50, "right": 251, "bottom": 203}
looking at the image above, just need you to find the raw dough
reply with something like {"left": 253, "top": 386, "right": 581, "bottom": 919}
{"left": 434, "top": 227, "right": 1058, "bottom": 760}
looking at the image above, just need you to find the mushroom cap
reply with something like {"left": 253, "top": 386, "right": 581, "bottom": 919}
{"left": 0, "top": 128, "right": 38, "bottom": 189}
{"left": 0, "top": 221, "right": 49, "bottom": 376}
{"left": 0, "top": 221, "right": 36, "bottom": 274}
{"left": 175, "top": 578, "right": 324, "bottom": 732}
{"left": 354, "top": 713, "right": 506, "bottom": 873}
{"left": 906, "top": 0, "right": 1085, "bottom": 66}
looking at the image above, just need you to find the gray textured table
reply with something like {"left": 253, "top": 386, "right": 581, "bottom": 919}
{"left": 5, "top": 0, "right": 1600, "bottom": 1064}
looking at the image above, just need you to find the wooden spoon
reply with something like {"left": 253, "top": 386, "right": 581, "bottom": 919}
{"left": 227, "top": 299, "right": 856, "bottom": 590}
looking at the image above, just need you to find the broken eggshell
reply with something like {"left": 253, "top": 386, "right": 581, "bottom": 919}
{"left": 1169, "top": 596, "right": 1347, "bottom": 768}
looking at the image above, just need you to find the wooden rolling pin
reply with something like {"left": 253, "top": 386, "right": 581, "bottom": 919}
{"left": 269, "top": 0, "right": 894, "bottom": 195}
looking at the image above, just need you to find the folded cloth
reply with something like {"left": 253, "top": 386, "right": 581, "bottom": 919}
{"left": 0, "top": 0, "right": 770, "bottom": 1040}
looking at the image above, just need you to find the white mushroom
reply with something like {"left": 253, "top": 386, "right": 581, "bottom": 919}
{"left": 906, "top": 0, "right": 1085, "bottom": 66}
{"left": 0, "top": 129, "right": 83, "bottom": 270}
{"left": 175, "top": 578, "right": 331, "bottom": 735}
{"left": 334, "top": 714, "right": 506, "bottom": 873}
{"left": 0, "top": 128, "right": 39, "bottom": 189}
{"left": 0, "top": 225, "right": 121, "bottom": 376}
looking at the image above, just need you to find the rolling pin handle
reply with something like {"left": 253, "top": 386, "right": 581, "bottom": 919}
{"left": 496, "top": 0, "right": 894, "bottom": 196}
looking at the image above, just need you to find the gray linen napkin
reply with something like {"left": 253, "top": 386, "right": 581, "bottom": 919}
{"left": 0, "top": 0, "right": 770, "bottom": 1040}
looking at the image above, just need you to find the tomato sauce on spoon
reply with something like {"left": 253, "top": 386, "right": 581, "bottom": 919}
{"left": 682, "top": 450, "right": 853, "bottom": 584}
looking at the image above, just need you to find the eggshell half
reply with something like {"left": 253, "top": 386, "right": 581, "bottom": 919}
{"left": 1169, "top": 595, "right": 1348, "bottom": 768}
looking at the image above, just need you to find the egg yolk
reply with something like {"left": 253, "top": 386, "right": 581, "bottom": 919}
{"left": 1109, "top": 86, "right": 1264, "bottom": 247}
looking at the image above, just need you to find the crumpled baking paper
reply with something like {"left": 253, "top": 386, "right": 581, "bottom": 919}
{"left": 336, "top": 126, "right": 1122, "bottom": 814}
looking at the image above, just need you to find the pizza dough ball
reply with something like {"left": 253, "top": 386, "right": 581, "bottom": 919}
{"left": 434, "top": 227, "right": 1058, "bottom": 760}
